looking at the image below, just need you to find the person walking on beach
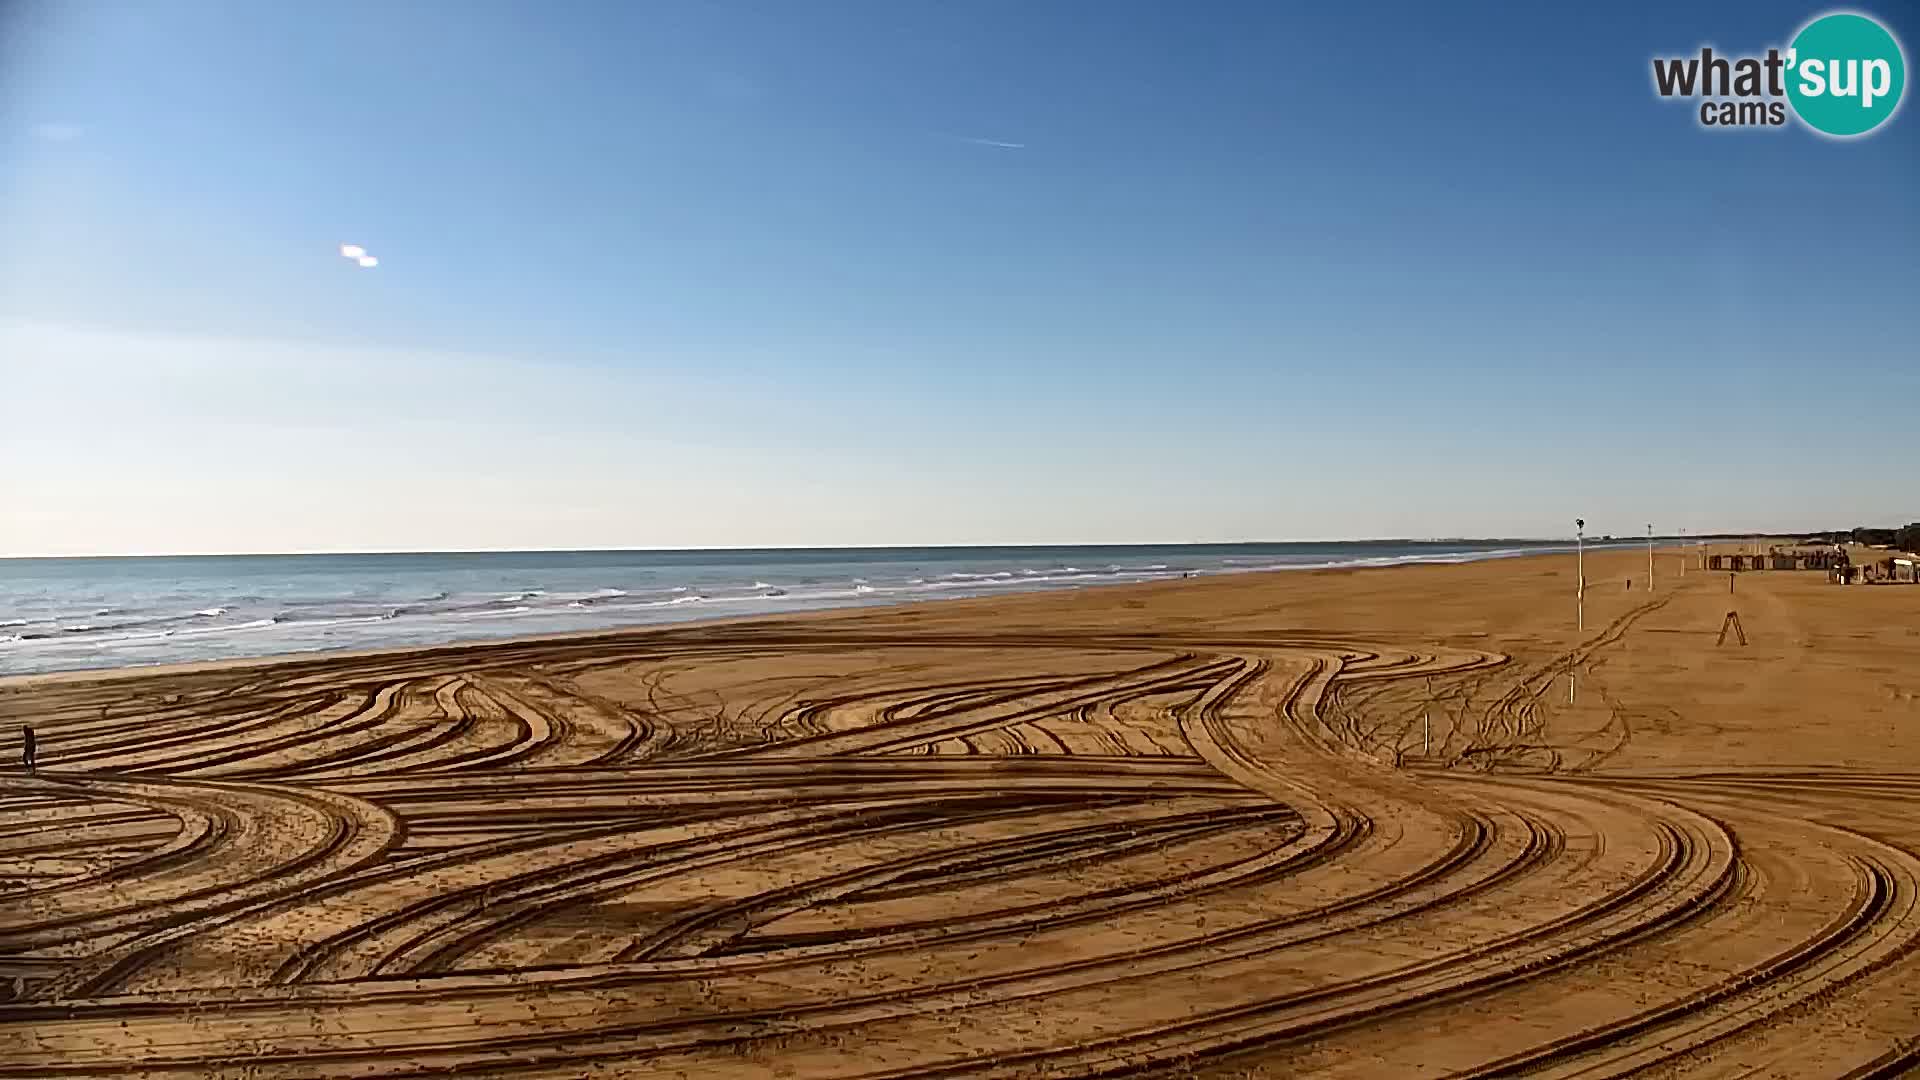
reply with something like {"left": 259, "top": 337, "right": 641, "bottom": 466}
{"left": 21, "top": 725, "right": 36, "bottom": 774}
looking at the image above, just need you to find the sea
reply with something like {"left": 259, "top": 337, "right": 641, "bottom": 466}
{"left": 0, "top": 541, "right": 1575, "bottom": 676}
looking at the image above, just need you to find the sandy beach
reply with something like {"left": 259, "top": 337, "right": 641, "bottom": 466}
{"left": 2, "top": 546, "right": 1918, "bottom": 1077}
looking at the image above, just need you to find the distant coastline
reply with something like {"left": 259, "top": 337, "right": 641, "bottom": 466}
{"left": 0, "top": 533, "right": 1798, "bottom": 563}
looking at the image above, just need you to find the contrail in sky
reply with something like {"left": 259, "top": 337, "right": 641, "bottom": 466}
{"left": 955, "top": 136, "right": 1026, "bottom": 149}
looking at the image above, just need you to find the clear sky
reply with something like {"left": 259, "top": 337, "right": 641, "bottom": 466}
{"left": 3, "top": 1, "right": 1915, "bottom": 556}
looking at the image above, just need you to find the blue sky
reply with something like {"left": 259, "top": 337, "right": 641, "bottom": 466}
{"left": 2, "top": 1, "right": 1915, "bottom": 555}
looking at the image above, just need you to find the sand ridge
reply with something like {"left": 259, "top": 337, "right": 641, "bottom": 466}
{"left": 1, "top": 547, "right": 1918, "bottom": 1077}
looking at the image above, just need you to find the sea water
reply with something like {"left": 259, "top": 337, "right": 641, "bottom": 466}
{"left": 0, "top": 541, "right": 1569, "bottom": 675}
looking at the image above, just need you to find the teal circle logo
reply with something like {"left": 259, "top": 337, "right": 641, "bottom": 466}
{"left": 1786, "top": 12, "right": 1906, "bottom": 136}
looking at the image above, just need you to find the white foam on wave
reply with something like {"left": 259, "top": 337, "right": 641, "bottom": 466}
{"left": 907, "top": 568, "right": 1154, "bottom": 593}
{"left": 300, "top": 613, "right": 397, "bottom": 630}
{"left": 545, "top": 587, "right": 629, "bottom": 608}
{"left": 27, "top": 616, "right": 283, "bottom": 649}
{"left": 175, "top": 617, "right": 277, "bottom": 637}
{"left": 196, "top": 607, "right": 228, "bottom": 618}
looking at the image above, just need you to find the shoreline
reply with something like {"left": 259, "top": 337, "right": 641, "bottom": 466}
{"left": 0, "top": 543, "right": 1602, "bottom": 686}
{"left": 0, "top": 550, "right": 1501, "bottom": 688}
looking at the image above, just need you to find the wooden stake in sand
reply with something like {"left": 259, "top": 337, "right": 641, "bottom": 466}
{"left": 1717, "top": 611, "right": 1748, "bottom": 647}
{"left": 1423, "top": 676, "right": 1433, "bottom": 755}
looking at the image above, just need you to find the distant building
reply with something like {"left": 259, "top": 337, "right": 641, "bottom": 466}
{"left": 1712, "top": 547, "right": 1849, "bottom": 574}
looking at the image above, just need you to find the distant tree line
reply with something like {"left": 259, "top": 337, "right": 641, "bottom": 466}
{"left": 1802, "top": 523, "right": 1920, "bottom": 550}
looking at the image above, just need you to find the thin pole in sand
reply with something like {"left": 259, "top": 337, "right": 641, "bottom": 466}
{"left": 1647, "top": 523, "right": 1655, "bottom": 592}
{"left": 1575, "top": 518, "right": 1585, "bottom": 633}
{"left": 1679, "top": 527, "right": 1686, "bottom": 577}
{"left": 1423, "top": 675, "right": 1433, "bottom": 755}
{"left": 1572, "top": 519, "right": 1584, "bottom": 709}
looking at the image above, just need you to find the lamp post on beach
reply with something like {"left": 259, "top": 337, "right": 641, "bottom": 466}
{"left": 1574, "top": 515, "right": 1589, "bottom": 630}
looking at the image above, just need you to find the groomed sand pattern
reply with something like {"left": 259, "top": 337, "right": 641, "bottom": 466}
{"left": 2, "top": 550, "right": 1918, "bottom": 1077}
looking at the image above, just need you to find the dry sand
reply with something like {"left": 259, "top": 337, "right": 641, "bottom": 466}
{"left": 2, "top": 547, "right": 1918, "bottom": 1078}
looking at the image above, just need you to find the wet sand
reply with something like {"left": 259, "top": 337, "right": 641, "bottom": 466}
{"left": 3, "top": 546, "right": 1918, "bottom": 1078}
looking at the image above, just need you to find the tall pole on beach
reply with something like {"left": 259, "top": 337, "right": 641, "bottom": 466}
{"left": 1572, "top": 518, "right": 1584, "bottom": 706}
{"left": 1575, "top": 519, "right": 1585, "bottom": 633}
{"left": 1679, "top": 527, "right": 1686, "bottom": 577}
{"left": 1647, "top": 523, "right": 1655, "bottom": 592}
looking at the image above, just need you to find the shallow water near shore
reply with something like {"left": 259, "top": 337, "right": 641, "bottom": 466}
{"left": 0, "top": 540, "right": 1575, "bottom": 675}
